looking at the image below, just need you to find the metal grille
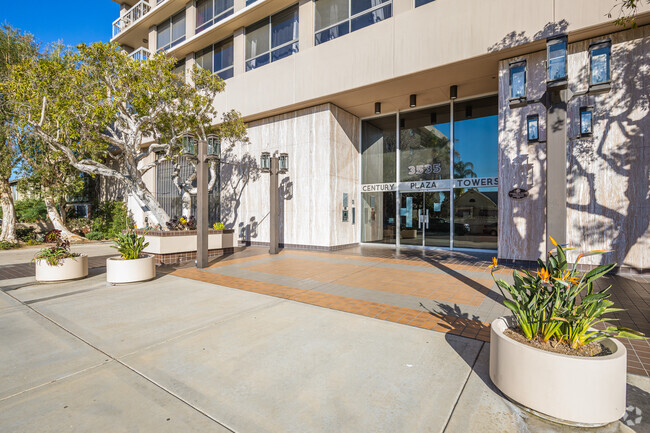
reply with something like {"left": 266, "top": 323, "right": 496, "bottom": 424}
{"left": 156, "top": 157, "right": 220, "bottom": 224}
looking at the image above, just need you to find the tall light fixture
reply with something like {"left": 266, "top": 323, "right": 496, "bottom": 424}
{"left": 409, "top": 94, "right": 416, "bottom": 107}
{"left": 374, "top": 102, "right": 381, "bottom": 114}
{"left": 450, "top": 85, "right": 458, "bottom": 100}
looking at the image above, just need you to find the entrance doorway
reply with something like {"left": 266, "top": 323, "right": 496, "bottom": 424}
{"left": 400, "top": 191, "right": 451, "bottom": 248}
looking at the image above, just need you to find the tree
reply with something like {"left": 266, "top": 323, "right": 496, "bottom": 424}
{"left": 6, "top": 42, "right": 247, "bottom": 228}
{"left": 0, "top": 25, "right": 38, "bottom": 242}
{"left": 610, "top": 0, "right": 650, "bottom": 27}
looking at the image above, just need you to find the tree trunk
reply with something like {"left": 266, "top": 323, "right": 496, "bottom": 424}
{"left": 44, "top": 195, "right": 83, "bottom": 241}
{"left": 128, "top": 180, "right": 171, "bottom": 228}
{"left": 0, "top": 177, "right": 17, "bottom": 242}
{"left": 181, "top": 188, "right": 192, "bottom": 218}
{"left": 59, "top": 199, "right": 67, "bottom": 225}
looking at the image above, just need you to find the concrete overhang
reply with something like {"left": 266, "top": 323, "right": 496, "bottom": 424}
{"left": 110, "top": 0, "right": 187, "bottom": 48}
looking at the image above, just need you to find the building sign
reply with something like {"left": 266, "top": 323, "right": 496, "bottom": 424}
{"left": 361, "top": 177, "right": 498, "bottom": 193}
{"left": 508, "top": 187, "right": 529, "bottom": 199}
{"left": 407, "top": 163, "right": 442, "bottom": 175}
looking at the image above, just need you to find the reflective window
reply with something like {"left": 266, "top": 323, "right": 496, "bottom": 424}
{"left": 590, "top": 41, "right": 611, "bottom": 85}
{"left": 361, "top": 115, "right": 396, "bottom": 184}
{"left": 315, "top": 0, "right": 392, "bottom": 46}
{"left": 195, "top": 37, "right": 234, "bottom": 80}
{"left": 246, "top": 0, "right": 258, "bottom": 5}
{"left": 399, "top": 105, "right": 451, "bottom": 182}
{"left": 453, "top": 96, "right": 499, "bottom": 179}
{"left": 453, "top": 188, "right": 498, "bottom": 250}
{"left": 547, "top": 39, "right": 567, "bottom": 81}
{"left": 415, "top": 0, "right": 435, "bottom": 7}
{"left": 361, "top": 191, "right": 396, "bottom": 244}
{"left": 509, "top": 63, "right": 526, "bottom": 99}
{"left": 196, "top": 0, "right": 234, "bottom": 33}
{"left": 246, "top": 5, "right": 299, "bottom": 71}
{"left": 527, "top": 115, "right": 539, "bottom": 142}
{"left": 580, "top": 107, "right": 593, "bottom": 136}
{"left": 157, "top": 11, "right": 186, "bottom": 52}
{"left": 172, "top": 58, "right": 186, "bottom": 78}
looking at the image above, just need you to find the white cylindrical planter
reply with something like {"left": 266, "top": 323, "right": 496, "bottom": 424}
{"left": 35, "top": 255, "right": 88, "bottom": 282}
{"left": 489, "top": 317, "right": 627, "bottom": 427}
{"left": 106, "top": 254, "right": 156, "bottom": 284}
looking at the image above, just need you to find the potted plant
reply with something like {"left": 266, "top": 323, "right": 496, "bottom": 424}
{"left": 106, "top": 227, "right": 156, "bottom": 284}
{"left": 33, "top": 230, "right": 88, "bottom": 282}
{"left": 489, "top": 238, "right": 646, "bottom": 426}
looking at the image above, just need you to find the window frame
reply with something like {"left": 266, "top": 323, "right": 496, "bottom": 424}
{"left": 314, "top": 0, "right": 393, "bottom": 46}
{"left": 589, "top": 39, "right": 611, "bottom": 88}
{"left": 546, "top": 35, "right": 568, "bottom": 84}
{"left": 195, "top": 36, "right": 235, "bottom": 80}
{"left": 195, "top": 0, "right": 235, "bottom": 34}
{"left": 245, "top": 4, "right": 299, "bottom": 72}
{"left": 508, "top": 60, "right": 527, "bottom": 102}
{"left": 579, "top": 106, "right": 594, "bottom": 137}
{"left": 157, "top": 10, "right": 186, "bottom": 52}
{"left": 527, "top": 114, "right": 539, "bottom": 143}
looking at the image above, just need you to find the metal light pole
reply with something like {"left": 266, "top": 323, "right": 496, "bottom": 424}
{"left": 261, "top": 152, "right": 288, "bottom": 255}
{"left": 196, "top": 139, "right": 209, "bottom": 268}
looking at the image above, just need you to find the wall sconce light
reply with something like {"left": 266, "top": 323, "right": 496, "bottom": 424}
{"left": 374, "top": 102, "right": 381, "bottom": 114}
{"left": 279, "top": 153, "right": 289, "bottom": 173}
{"left": 430, "top": 112, "right": 437, "bottom": 124}
{"left": 409, "top": 94, "right": 416, "bottom": 107}
{"left": 580, "top": 106, "right": 593, "bottom": 136}
{"left": 450, "top": 85, "right": 457, "bottom": 100}
{"left": 260, "top": 152, "right": 271, "bottom": 172}
{"left": 527, "top": 115, "right": 539, "bottom": 142}
{"left": 465, "top": 105, "right": 473, "bottom": 118}
{"left": 181, "top": 133, "right": 196, "bottom": 156}
{"left": 207, "top": 134, "right": 220, "bottom": 159}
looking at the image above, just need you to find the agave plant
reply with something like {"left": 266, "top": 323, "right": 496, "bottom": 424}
{"left": 111, "top": 228, "right": 149, "bottom": 260}
{"left": 491, "top": 238, "right": 646, "bottom": 349}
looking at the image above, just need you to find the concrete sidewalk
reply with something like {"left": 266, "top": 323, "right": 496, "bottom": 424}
{"left": 0, "top": 272, "right": 648, "bottom": 432}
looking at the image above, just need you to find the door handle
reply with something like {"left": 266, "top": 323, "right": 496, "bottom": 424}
{"left": 425, "top": 209, "right": 430, "bottom": 229}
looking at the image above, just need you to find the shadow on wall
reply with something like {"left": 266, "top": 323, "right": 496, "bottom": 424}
{"left": 488, "top": 20, "right": 569, "bottom": 52}
{"left": 220, "top": 146, "right": 261, "bottom": 237}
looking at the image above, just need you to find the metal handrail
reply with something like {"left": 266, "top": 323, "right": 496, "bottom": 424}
{"left": 129, "top": 47, "right": 151, "bottom": 61}
{"left": 112, "top": 0, "right": 156, "bottom": 38}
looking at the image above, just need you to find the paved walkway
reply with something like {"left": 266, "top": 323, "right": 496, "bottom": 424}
{"left": 0, "top": 271, "right": 648, "bottom": 432}
{"left": 167, "top": 246, "right": 650, "bottom": 377}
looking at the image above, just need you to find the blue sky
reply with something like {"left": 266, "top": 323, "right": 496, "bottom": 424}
{"left": 1, "top": 1, "right": 120, "bottom": 47}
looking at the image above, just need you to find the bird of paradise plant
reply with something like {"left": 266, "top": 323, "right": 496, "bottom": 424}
{"left": 490, "top": 237, "right": 646, "bottom": 350}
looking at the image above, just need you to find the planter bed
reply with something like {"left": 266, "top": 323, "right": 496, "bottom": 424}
{"left": 35, "top": 255, "right": 88, "bottom": 282}
{"left": 106, "top": 254, "right": 156, "bottom": 284}
{"left": 135, "top": 229, "right": 234, "bottom": 265}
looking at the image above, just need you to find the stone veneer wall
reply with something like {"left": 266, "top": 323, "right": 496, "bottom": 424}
{"left": 220, "top": 103, "right": 360, "bottom": 248}
{"left": 498, "top": 26, "right": 649, "bottom": 270}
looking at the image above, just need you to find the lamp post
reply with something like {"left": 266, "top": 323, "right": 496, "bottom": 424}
{"left": 196, "top": 135, "right": 221, "bottom": 269}
{"left": 261, "top": 151, "right": 288, "bottom": 255}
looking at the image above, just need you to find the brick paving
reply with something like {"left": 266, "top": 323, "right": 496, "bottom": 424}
{"left": 0, "top": 255, "right": 115, "bottom": 281}
{"left": 165, "top": 246, "right": 650, "bottom": 377}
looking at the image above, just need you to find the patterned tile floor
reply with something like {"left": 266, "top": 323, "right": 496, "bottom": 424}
{"left": 0, "top": 255, "right": 115, "bottom": 280}
{"left": 165, "top": 246, "right": 650, "bottom": 377}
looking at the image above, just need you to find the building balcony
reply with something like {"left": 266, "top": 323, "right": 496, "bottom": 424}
{"left": 129, "top": 47, "right": 151, "bottom": 61}
{"left": 113, "top": 0, "right": 167, "bottom": 38}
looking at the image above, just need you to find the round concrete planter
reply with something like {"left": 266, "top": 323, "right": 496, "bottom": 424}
{"left": 106, "top": 254, "right": 156, "bottom": 284}
{"left": 34, "top": 255, "right": 88, "bottom": 282}
{"left": 489, "top": 317, "right": 626, "bottom": 427}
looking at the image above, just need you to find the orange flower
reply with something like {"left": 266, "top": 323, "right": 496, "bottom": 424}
{"left": 538, "top": 267, "right": 551, "bottom": 282}
{"left": 487, "top": 257, "right": 498, "bottom": 269}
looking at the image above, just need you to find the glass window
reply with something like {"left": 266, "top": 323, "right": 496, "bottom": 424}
{"left": 172, "top": 58, "right": 186, "bottom": 77}
{"left": 361, "top": 115, "right": 396, "bottom": 184}
{"left": 246, "top": 0, "right": 258, "bottom": 5}
{"left": 157, "top": 11, "right": 186, "bottom": 52}
{"left": 315, "top": 0, "right": 392, "bottom": 45}
{"left": 580, "top": 107, "right": 593, "bottom": 136}
{"left": 527, "top": 115, "right": 539, "bottom": 142}
{"left": 547, "top": 39, "right": 567, "bottom": 81}
{"left": 590, "top": 42, "right": 611, "bottom": 85}
{"left": 246, "top": 5, "right": 299, "bottom": 71}
{"left": 453, "top": 187, "right": 498, "bottom": 250}
{"left": 196, "top": 37, "right": 234, "bottom": 80}
{"left": 361, "top": 191, "right": 396, "bottom": 244}
{"left": 399, "top": 105, "right": 451, "bottom": 182}
{"left": 196, "top": 0, "right": 234, "bottom": 33}
{"left": 509, "top": 63, "right": 526, "bottom": 99}
{"left": 415, "top": 0, "right": 434, "bottom": 7}
{"left": 453, "top": 96, "right": 499, "bottom": 180}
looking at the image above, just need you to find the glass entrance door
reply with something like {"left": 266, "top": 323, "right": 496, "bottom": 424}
{"left": 400, "top": 191, "right": 451, "bottom": 248}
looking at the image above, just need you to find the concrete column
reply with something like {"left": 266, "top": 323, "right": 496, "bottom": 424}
{"left": 298, "top": 0, "right": 314, "bottom": 52}
{"left": 546, "top": 89, "right": 568, "bottom": 250}
{"left": 120, "top": 3, "right": 132, "bottom": 18}
{"left": 393, "top": 0, "right": 412, "bottom": 16}
{"left": 148, "top": 26, "right": 157, "bottom": 53}
{"left": 185, "top": 53, "right": 195, "bottom": 83}
{"left": 233, "top": 27, "right": 246, "bottom": 76}
{"left": 197, "top": 140, "right": 209, "bottom": 268}
{"left": 185, "top": 1, "right": 196, "bottom": 40}
{"left": 234, "top": 0, "right": 246, "bottom": 13}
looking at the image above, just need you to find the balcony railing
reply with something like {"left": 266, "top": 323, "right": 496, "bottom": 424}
{"left": 112, "top": 0, "right": 162, "bottom": 38}
{"left": 129, "top": 47, "right": 151, "bottom": 61}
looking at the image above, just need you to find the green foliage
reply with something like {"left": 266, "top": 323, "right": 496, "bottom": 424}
{"left": 33, "top": 230, "right": 79, "bottom": 266}
{"left": 610, "top": 0, "right": 650, "bottom": 27}
{"left": 111, "top": 227, "right": 149, "bottom": 260}
{"left": 167, "top": 216, "right": 196, "bottom": 231}
{"left": 25, "top": 239, "right": 41, "bottom": 246}
{"left": 13, "top": 199, "right": 47, "bottom": 222}
{"left": 85, "top": 231, "right": 104, "bottom": 241}
{"left": 16, "top": 226, "right": 38, "bottom": 242}
{"left": 91, "top": 201, "right": 132, "bottom": 239}
{"left": 491, "top": 238, "right": 646, "bottom": 350}
{"left": 0, "top": 241, "right": 19, "bottom": 250}
{"left": 213, "top": 222, "right": 225, "bottom": 230}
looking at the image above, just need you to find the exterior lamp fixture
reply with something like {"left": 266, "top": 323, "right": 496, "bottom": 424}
{"left": 450, "top": 85, "right": 457, "bottom": 100}
{"left": 207, "top": 134, "right": 220, "bottom": 160}
{"left": 580, "top": 106, "right": 593, "bottom": 136}
{"left": 465, "top": 105, "right": 473, "bottom": 118}
{"left": 430, "top": 112, "right": 437, "bottom": 124}
{"left": 589, "top": 39, "right": 611, "bottom": 88}
{"left": 279, "top": 153, "right": 289, "bottom": 173}
{"left": 260, "top": 152, "right": 271, "bottom": 172}
{"left": 527, "top": 115, "right": 539, "bottom": 142}
{"left": 547, "top": 35, "right": 568, "bottom": 86}
{"left": 509, "top": 60, "right": 526, "bottom": 101}
{"left": 409, "top": 94, "right": 416, "bottom": 107}
{"left": 374, "top": 102, "right": 381, "bottom": 114}
{"left": 181, "top": 134, "right": 196, "bottom": 156}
